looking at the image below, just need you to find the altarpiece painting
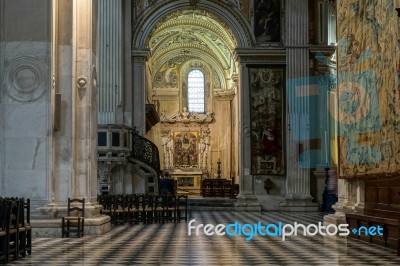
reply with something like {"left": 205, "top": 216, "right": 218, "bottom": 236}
{"left": 249, "top": 66, "right": 285, "bottom": 175}
{"left": 173, "top": 131, "right": 199, "bottom": 168}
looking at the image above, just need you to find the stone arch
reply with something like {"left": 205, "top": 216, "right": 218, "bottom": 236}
{"left": 132, "top": 0, "right": 253, "bottom": 49}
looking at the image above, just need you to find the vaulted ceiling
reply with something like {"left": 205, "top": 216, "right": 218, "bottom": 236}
{"left": 148, "top": 9, "right": 238, "bottom": 91}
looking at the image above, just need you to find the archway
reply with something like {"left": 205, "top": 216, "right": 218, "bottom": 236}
{"left": 132, "top": 1, "right": 253, "bottom": 195}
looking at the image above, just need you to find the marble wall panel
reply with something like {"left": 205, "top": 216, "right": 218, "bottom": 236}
{"left": 4, "top": 103, "right": 49, "bottom": 138}
{"left": 1, "top": 0, "right": 51, "bottom": 202}
{"left": 4, "top": 169, "right": 48, "bottom": 200}
{"left": 3, "top": 0, "right": 50, "bottom": 42}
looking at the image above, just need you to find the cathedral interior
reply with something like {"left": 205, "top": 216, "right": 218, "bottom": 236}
{"left": 1, "top": 0, "right": 400, "bottom": 264}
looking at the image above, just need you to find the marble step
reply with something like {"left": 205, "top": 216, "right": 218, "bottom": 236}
{"left": 187, "top": 197, "right": 236, "bottom": 211}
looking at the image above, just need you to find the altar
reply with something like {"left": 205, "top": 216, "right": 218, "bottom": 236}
{"left": 170, "top": 170, "right": 205, "bottom": 193}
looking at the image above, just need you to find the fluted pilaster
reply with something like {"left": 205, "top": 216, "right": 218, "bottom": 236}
{"left": 282, "top": 0, "right": 317, "bottom": 211}
{"left": 97, "top": 0, "right": 123, "bottom": 124}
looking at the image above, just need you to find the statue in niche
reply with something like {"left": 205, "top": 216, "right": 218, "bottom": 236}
{"left": 199, "top": 129, "right": 210, "bottom": 169}
{"left": 162, "top": 130, "right": 173, "bottom": 168}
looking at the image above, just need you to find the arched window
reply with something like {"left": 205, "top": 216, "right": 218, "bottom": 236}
{"left": 187, "top": 69, "right": 205, "bottom": 113}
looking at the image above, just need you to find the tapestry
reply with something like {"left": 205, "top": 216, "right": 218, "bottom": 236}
{"left": 249, "top": 67, "right": 284, "bottom": 175}
{"left": 173, "top": 131, "right": 199, "bottom": 167}
{"left": 254, "top": 0, "right": 280, "bottom": 43}
{"left": 336, "top": 0, "right": 400, "bottom": 177}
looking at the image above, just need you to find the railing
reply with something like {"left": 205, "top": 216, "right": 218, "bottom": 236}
{"left": 97, "top": 124, "right": 132, "bottom": 159}
{"left": 131, "top": 130, "right": 160, "bottom": 175}
{"left": 97, "top": 125, "right": 160, "bottom": 194}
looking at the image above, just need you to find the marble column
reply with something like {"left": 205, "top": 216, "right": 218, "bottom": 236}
{"left": 234, "top": 61, "right": 261, "bottom": 211}
{"left": 131, "top": 50, "right": 149, "bottom": 135}
{"left": 33, "top": 0, "right": 111, "bottom": 236}
{"left": 324, "top": 178, "right": 365, "bottom": 225}
{"left": 72, "top": 0, "right": 98, "bottom": 204}
{"left": 281, "top": 0, "right": 317, "bottom": 211}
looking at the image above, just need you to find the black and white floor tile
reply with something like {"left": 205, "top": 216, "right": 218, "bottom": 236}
{"left": 8, "top": 211, "right": 400, "bottom": 265}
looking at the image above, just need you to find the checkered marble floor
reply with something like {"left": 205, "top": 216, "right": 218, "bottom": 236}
{"left": 8, "top": 211, "right": 400, "bottom": 265}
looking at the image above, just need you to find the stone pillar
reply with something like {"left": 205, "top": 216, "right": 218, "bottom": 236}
{"left": 123, "top": 0, "right": 133, "bottom": 126}
{"left": 32, "top": 0, "right": 111, "bottom": 236}
{"left": 281, "top": 0, "right": 317, "bottom": 211}
{"left": 324, "top": 178, "right": 364, "bottom": 225}
{"left": 131, "top": 50, "right": 149, "bottom": 135}
{"left": 234, "top": 62, "right": 261, "bottom": 211}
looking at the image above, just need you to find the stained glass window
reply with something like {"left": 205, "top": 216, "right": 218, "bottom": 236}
{"left": 187, "top": 70, "right": 205, "bottom": 113}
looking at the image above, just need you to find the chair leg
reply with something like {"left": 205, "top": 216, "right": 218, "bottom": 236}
{"left": 26, "top": 230, "right": 32, "bottom": 255}
{"left": 78, "top": 219, "right": 81, "bottom": 238}
{"left": 61, "top": 217, "right": 65, "bottom": 238}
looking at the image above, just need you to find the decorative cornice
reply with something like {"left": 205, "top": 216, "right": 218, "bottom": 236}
{"left": 213, "top": 90, "right": 235, "bottom": 100}
{"left": 131, "top": 49, "right": 150, "bottom": 60}
{"left": 234, "top": 48, "right": 286, "bottom": 64}
{"left": 160, "top": 108, "right": 215, "bottom": 124}
{"left": 339, "top": 171, "right": 400, "bottom": 181}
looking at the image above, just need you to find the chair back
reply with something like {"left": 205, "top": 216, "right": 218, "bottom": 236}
{"left": 0, "top": 198, "right": 7, "bottom": 231}
{"left": 8, "top": 200, "right": 19, "bottom": 230}
{"left": 67, "top": 198, "right": 85, "bottom": 218}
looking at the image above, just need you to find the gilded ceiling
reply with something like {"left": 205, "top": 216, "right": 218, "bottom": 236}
{"left": 148, "top": 10, "right": 238, "bottom": 91}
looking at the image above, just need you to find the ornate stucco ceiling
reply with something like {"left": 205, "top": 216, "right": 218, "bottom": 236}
{"left": 148, "top": 10, "right": 238, "bottom": 90}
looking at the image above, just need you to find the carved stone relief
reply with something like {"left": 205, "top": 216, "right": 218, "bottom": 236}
{"left": 160, "top": 108, "right": 215, "bottom": 124}
{"left": 4, "top": 56, "right": 48, "bottom": 102}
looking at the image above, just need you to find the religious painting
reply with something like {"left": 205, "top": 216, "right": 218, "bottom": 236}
{"left": 173, "top": 131, "right": 199, "bottom": 167}
{"left": 249, "top": 66, "right": 285, "bottom": 175}
{"left": 254, "top": 0, "right": 281, "bottom": 43}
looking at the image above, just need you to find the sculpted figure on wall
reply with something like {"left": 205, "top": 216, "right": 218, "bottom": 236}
{"left": 161, "top": 130, "right": 173, "bottom": 168}
{"left": 199, "top": 129, "right": 211, "bottom": 169}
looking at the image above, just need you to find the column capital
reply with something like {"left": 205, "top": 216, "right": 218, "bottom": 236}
{"left": 131, "top": 49, "right": 150, "bottom": 61}
{"left": 233, "top": 48, "right": 286, "bottom": 64}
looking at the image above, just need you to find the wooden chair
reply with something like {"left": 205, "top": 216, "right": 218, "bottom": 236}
{"left": 62, "top": 198, "right": 85, "bottom": 238}
{"left": 99, "top": 195, "right": 113, "bottom": 223}
{"left": 6, "top": 200, "right": 19, "bottom": 261}
{"left": 112, "top": 195, "right": 127, "bottom": 225}
{"left": 17, "top": 198, "right": 31, "bottom": 258}
{"left": 201, "top": 179, "right": 213, "bottom": 197}
{"left": 176, "top": 195, "right": 188, "bottom": 222}
{"left": 160, "top": 195, "right": 174, "bottom": 223}
{"left": 223, "top": 180, "right": 233, "bottom": 198}
{"left": 127, "top": 194, "right": 142, "bottom": 225}
{"left": 0, "top": 198, "right": 8, "bottom": 263}
{"left": 22, "top": 198, "right": 31, "bottom": 256}
{"left": 144, "top": 195, "right": 156, "bottom": 224}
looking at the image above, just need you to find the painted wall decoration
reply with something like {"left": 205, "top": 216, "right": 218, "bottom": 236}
{"left": 254, "top": 0, "right": 280, "bottom": 42}
{"left": 153, "top": 61, "right": 179, "bottom": 88}
{"left": 336, "top": 0, "right": 400, "bottom": 177}
{"left": 173, "top": 131, "right": 199, "bottom": 167}
{"left": 249, "top": 67, "right": 284, "bottom": 175}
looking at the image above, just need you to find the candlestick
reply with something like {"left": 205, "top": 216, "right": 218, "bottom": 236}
{"left": 218, "top": 136, "right": 220, "bottom": 159}
{"left": 324, "top": 130, "right": 328, "bottom": 164}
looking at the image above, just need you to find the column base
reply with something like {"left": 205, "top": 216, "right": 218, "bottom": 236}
{"left": 234, "top": 194, "right": 262, "bottom": 211}
{"left": 323, "top": 211, "right": 347, "bottom": 226}
{"left": 31, "top": 215, "right": 111, "bottom": 237}
{"left": 280, "top": 199, "right": 318, "bottom": 212}
{"left": 32, "top": 202, "right": 111, "bottom": 237}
